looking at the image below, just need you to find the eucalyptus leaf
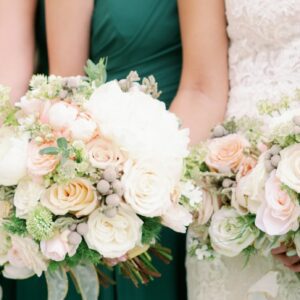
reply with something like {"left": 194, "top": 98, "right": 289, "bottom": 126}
{"left": 39, "top": 147, "right": 60, "bottom": 155}
{"left": 57, "top": 137, "right": 68, "bottom": 150}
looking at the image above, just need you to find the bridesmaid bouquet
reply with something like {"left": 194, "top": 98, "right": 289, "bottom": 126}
{"left": 0, "top": 60, "right": 194, "bottom": 299}
{"left": 186, "top": 94, "right": 300, "bottom": 263}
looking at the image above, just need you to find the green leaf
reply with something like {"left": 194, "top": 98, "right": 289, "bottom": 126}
{"left": 57, "top": 137, "right": 68, "bottom": 150}
{"left": 84, "top": 58, "right": 107, "bottom": 86}
{"left": 39, "top": 147, "right": 60, "bottom": 155}
{"left": 141, "top": 217, "right": 162, "bottom": 245}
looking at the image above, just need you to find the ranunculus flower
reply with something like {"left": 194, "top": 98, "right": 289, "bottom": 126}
{"left": 27, "top": 142, "right": 59, "bottom": 177}
{"left": 256, "top": 171, "right": 300, "bottom": 235}
{"left": 121, "top": 160, "right": 173, "bottom": 217}
{"left": 84, "top": 81, "right": 189, "bottom": 175}
{"left": 162, "top": 203, "right": 192, "bottom": 233}
{"left": 14, "top": 178, "right": 45, "bottom": 218}
{"left": 69, "top": 112, "right": 97, "bottom": 142}
{"left": 40, "top": 230, "right": 78, "bottom": 261}
{"left": 48, "top": 101, "right": 78, "bottom": 131}
{"left": 85, "top": 205, "right": 143, "bottom": 258}
{"left": 0, "top": 127, "right": 29, "bottom": 186}
{"left": 277, "top": 144, "right": 300, "bottom": 193}
{"left": 205, "top": 134, "right": 249, "bottom": 173}
{"left": 209, "top": 207, "right": 258, "bottom": 257}
{"left": 233, "top": 154, "right": 267, "bottom": 214}
{"left": 41, "top": 178, "right": 98, "bottom": 217}
{"left": 87, "top": 137, "right": 126, "bottom": 170}
{"left": 3, "top": 236, "right": 47, "bottom": 279}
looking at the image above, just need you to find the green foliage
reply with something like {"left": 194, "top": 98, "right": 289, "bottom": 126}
{"left": 3, "top": 213, "right": 27, "bottom": 236}
{"left": 141, "top": 217, "right": 162, "bottom": 245}
{"left": 223, "top": 118, "right": 238, "bottom": 133}
{"left": 242, "top": 245, "right": 257, "bottom": 267}
{"left": 39, "top": 147, "right": 60, "bottom": 155}
{"left": 85, "top": 58, "right": 107, "bottom": 87}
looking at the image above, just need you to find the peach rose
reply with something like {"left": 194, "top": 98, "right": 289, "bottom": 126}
{"left": 205, "top": 134, "right": 249, "bottom": 173}
{"left": 27, "top": 142, "right": 59, "bottom": 177}
{"left": 41, "top": 178, "right": 98, "bottom": 217}
{"left": 87, "top": 137, "right": 126, "bottom": 170}
{"left": 255, "top": 171, "right": 300, "bottom": 235}
{"left": 236, "top": 156, "right": 257, "bottom": 181}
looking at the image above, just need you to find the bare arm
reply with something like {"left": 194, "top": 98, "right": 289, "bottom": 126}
{"left": 0, "top": 0, "right": 36, "bottom": 102}
{"left": 170, "top": 0, "right": 228, "bottom": 145}
{"left": 45, "top": 0, "right": 94, "bottom": 76}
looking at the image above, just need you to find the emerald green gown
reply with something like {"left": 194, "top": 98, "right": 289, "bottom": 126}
{"left": 0, "top": 0, "right": 186, "bottom": 299}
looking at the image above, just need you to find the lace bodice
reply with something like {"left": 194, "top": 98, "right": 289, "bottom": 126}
{"left": 225, "top": 0, "right": 300, "bottom": 119}
{"left": 187, "top": 1, "right": 300, "bottom": 299}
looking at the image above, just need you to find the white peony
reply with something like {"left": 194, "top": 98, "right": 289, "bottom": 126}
{"left": 162, "top": 203, "right": 192, "bottom": 233}
{"left": 121, "top": 159, "right": 174, "bottom": 217}
{"left": 40, "top": 230, "right": 78, "bottom": 261}
{"left": 0, "top": 127, "right": 29, "bottom": 186}
{"left": 277, "top": 144, "right": 300, "bottom": 193}
{"left": 3, "top": 236, "right": 47, "bottom": 279}
{"left": 209, "top": 207, "right": 258, "bottom": 257}
{"left": 84, "top": 81, "right": 189, "bottom": 175}
{"left": 85, "top": 205, "right": 143, "bottom": 258}
{"left": 69, "top": 113, "right": 97, "bottom": 142}
{"left": 233, "top": 154, "right": 268, "bottom": 214}
{"left": 14, "top": 178, "right": 45, "bottom": 218}
{"left": 47, "top": 102, "right": 78, "bottom": 131}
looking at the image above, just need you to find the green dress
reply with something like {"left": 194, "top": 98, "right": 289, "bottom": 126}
{"left": 0, "top": 1, "right": 186, "bottom": 299}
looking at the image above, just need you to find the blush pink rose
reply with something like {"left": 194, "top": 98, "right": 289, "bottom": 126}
{"left": 256, "top": 171, "right": 300, "bottom": 235}
{"left": 40, "top": 230, "right": 78, "bottom": 261}
{"left": 236, "top": 157, "right": 257, "bottom": 181}
{"left": 206, "top": 134, "right": 249, "bottom": 173}
{"left": 27, "top": 142, "right": 59, "bottom": 177}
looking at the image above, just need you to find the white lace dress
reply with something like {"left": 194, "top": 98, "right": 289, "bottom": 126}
{"left": 186, "top": 1, "right": 300, "bottom": 299}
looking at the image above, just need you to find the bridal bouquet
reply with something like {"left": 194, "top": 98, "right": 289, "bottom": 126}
{"left": 187, "top": 96, "right": 300, "bottom": 262}
{"left": 0, "top": 60, "right": 193, "bottom": 300}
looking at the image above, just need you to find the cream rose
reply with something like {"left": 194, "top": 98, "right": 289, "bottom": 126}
{"left": 87, "top": 137, "right": 126, "bottom": 170}
{"left": 41, "top": 178, "right": 98, "bottom": 217}
{"left": 205, "top": 134, "right": 249, "bottom": 173}
{"left": 14, "top": 178, "right": 45, "bottom": 218}
{"left": 197, "top": 190, "right": 217, "bottom": 225}
{"left": 255, "top": 171, "right": 300, "bottom": 235}
{"left": 277, "top": 144, "right": 300, "bottom": 193}
{"left": 3, "top": 236, "right": 47, "bottom": 279}
{"left": 27, "top": 142, "right": 59, "bottom": 177}
{"left": 85, "top": 205, "right": 143, "bottom": 258}
{"left": 48, "top": 101, "right": 78, "bottom": 131}
{"left": 0, "top": 127, "right": 29, "bottom": 186}
{"left": 40, "top": 230, "right": 78, "bottom": 261}
{"left": 233, "top": 154, "right": 268, "bottom": 214}
{"left": 209, "top": 207, "right": 258, "bottom": 257}
{"left": 121, "top": 160, "right": 173, "bottom": 217}
{"left": 162, "top": 204, "right": 192, "bottom": 233}
{"left": 69, "top": 112, "right": 98, "bottom": 142}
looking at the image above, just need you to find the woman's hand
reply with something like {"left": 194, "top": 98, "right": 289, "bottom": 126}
{"left": 170, "top": 0, "right": 229, "bottom": 145}
{"left": 272, "top": 245, "right": 300, "bottom": 272}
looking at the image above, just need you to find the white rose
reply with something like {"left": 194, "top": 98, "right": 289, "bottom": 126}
{"left": 84, "top": 81, "right": 189, "bottom": 171}
{"left": 162, "top": 204, "right": 192, "bottom": 233}
{"left": 40, "top": 230, "right": 78, "bottom": 261}
{"left": 209, "top": 207, "right": 258, "bottom": 257}
{"left": 48, "top": 102, "right": 78, "bottom": 131}
{"left": 85, "top": 205, "right": 143, "bottom": 258}
{"left": 0, "top": 127, "right": 29, "bottom": 186}
{"left": 87, "top": 137, "right": 126, "bottom": 170}
{"left": 122, "top": 160, "right": 173, "bottom": 217}
{"left": 14, "top": 178, "right": 45, "bottom": 218}
{"left": 277, "top": 144, "right": 300, "bottom": 193}
{"left": 233, "top": 154, "right": 268, "bottom": 214}
{"left": 3, "top": 236, "right": 47, "bottom": 279}
{"left": 69, "top": 112, "right": 97, "bottom": 142}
